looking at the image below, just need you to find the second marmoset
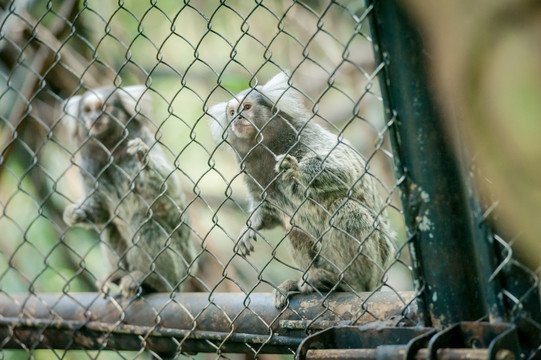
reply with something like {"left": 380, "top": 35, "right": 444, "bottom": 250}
{"left": 62, "top": 85, "right": 198, "bottom": 297}
{"left": 209, "top": 72, "right": 396, "bottom": 308}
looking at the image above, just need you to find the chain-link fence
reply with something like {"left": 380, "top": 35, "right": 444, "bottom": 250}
{"left": 0, "top": 1, "right": 413, "bottom": 358}
{"left": 0, "top": 0, "right": 539, "bottom": 359}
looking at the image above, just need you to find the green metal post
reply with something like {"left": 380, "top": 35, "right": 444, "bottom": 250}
{"left": 366, "top": 0, "right": 490, "bottom": 328}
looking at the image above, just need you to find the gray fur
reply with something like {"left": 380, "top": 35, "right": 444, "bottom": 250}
{"left": 62, "top": 86, "right": 197, "bottom": 297}
{"left": 209, "top": 72, "right": 396, "bottom": 308}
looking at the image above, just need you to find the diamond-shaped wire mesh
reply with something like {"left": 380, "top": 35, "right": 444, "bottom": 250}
{"left": 472, "top": 165, "right": 541, "bottom": 359}
{"left": 5, "top": 0, "right": 539, "bottom": 359}
{"left": 0, "top": 1, "right": 414, "bottom": 357}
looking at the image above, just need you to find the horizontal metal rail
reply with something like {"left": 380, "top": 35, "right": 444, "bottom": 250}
{"left": 0, "top": 291, "right": 416, "bottom": 354}
{"left": 305, "top": 348, "right": 493, "bottom": 360}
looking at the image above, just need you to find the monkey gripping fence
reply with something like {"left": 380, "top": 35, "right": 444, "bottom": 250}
{"left": 0, "top": 0, "right": 539, "bottom": 359}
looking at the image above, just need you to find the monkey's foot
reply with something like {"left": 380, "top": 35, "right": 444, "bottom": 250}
{"left": 97, "top": 279, "right": 112, "bottom": 297}
{"left": 127, "top": 137, "right": 149, "bottom": 163}
{"left": 273, "top": 279, "right": 301, "bottom": 309}
{"left": 298, "top": 268, "right": 339, "bottom": 293}
{"left": 119, "top": 271, "right": 145, "bottom": 298}
{"left": 236, "top": 225, "right": 256, "bottom": 256}
{"left": 274, "top": 269, "right": 339, "bottom": 308}
{"left": 63, "top": 204, "right": 87, "bottom": 226}
{"left": 98, "top": 271, "right": 124, "bottom": 297}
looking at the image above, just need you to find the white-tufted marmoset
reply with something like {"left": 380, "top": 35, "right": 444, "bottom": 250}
{"left": 209, "top": 72, "right": 396, "bottom": 308}
{"left": 62, "top": 85, "right": 197, "bottom": 297}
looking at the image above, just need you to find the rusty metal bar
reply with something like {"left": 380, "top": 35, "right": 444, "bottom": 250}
{"left": 366, "top": 0, "right": 488, "bottom": 328}
{"left": 306, "top": 348, "right": 491, "bottom": 360}
{"left": 0, "top": 291, "right": 416, "bottom": 354}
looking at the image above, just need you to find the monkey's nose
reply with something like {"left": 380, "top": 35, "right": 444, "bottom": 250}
{"left": 87, "top": 115, "right": 105, "bottom": 128}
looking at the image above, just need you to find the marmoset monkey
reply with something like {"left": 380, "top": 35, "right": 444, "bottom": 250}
{"left": 62, "top": 85, "right": 197, "bottom": 297}
{"left": 209, "top": 72, "right": 396, "bottom": 308}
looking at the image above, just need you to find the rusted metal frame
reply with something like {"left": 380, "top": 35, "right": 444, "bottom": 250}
{"left": 305, "top": 348, "right": 491, "bottom": 360}
{"left": 0, "top": 291, "right": 417, "bottom": 353}
{"left": 297, "top": 325, "right": 433, "bottom": 360}
{"left": 425, "top": 322, "right": 520, "bottom": 360}
{"left": 366, "top": 0, "right": 492, "bottom": 327}
{"left": 366, "top": 1, "right": 541, "bottom": 355}
{"left": 296, "top": 322, "right": 521, "bottom": 360}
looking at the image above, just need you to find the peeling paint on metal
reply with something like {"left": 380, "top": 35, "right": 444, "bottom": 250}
{"left": 417, "top": 210, "right": 433, "bottom": 232}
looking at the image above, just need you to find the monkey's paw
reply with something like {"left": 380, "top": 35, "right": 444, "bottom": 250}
{"left": 63, "top": 204, "right": 87, "bottom": 226}
{"left": 273, "top": 279, "right": 300, "bottom": 309}
{"left": 275, "top": 154, "right": 299, "bottom": 172}
{"left": 97, "top": 272, "right": 123, "bottom": 297}
{"left": 97, "top": 279, "right": 112, "bottom": 297}
{"left": 236, "top": 226, "right": 256, "bottom": 256}
{"left": 275, "top": 154, "right": 300, "bottom": 180}
{"left": 127, "top": 137, "right": 149, "bottom": 163}
{"left": 119, "top": 271, "right": 144, "bottom": 298}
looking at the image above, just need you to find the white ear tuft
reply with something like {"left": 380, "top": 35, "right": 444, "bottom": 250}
{"left": 260, "top": 71, "right": 290, "bottom": 95}
{"left": 259, "top": 71, "right": 309, "bottom": 120}
{"left": 62, "top": 95, "right": 81, "bottom": 138}
{"left": 63, "top": 95, "right": 81, "bottom": 118}
{"left": 118, "top": 85, "right": 152, "bottom": 116}
{"left": 208, "top": 102, "right": 228, "bottom": 142}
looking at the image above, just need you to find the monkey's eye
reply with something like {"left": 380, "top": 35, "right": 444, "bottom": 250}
{"left": 243, "top": 103, "right": 252, "bottom": 110}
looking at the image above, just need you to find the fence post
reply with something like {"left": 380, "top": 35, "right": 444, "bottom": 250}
{"left": 366, "top": 0, "right": 493, "bottom": 328}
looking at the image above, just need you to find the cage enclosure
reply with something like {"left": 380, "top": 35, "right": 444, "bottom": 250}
{"left": 0, "top": 0, "right": 539, "bottom": 359}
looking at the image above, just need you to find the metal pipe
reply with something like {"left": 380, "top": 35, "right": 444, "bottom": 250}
{"left": 366, "top": 0, "right": 488, "bottom": 328}
{"left": 0, "top": 291, "right": 416, "bottom": 353}
{"left": 305, "top": 348, "right": 490, "bottom": 360}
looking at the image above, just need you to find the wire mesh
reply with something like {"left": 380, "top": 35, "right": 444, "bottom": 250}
{"left": 3, "top": 0, "right": 538, "bottom": 359}
{"left": 473, "top": 164, "right": 541, "bottom": 359}
{"left": 0, "top": 0, "right": 414, "bottom": 358}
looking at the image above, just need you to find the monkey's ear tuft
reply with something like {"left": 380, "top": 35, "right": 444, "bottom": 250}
{"left": 260, "top": 71, "right": 290, "bottom": 95}
{"left": 62, "top": 95, "right": 81, "bottom": 138}
{"left": 259, "top": 71, "right": 309, "bottom": 120}
{"left": 118, "top": 85, "right": 152, "bottom": 117}
{"left": 63, "top": 95, "right": 81, "bottom": 118}
{"left": 208, "top": 102, "right": 228, "bottom": 143}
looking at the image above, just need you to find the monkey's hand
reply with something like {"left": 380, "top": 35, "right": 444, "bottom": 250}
{"left": 237, "top": 203, "right": 284, "bottom": 256}
{"left": 275, "top": 154, "right": 300, "bottom": 181}
{"left": 237, "top": 224, "right": 258, "bottom": 256}
{"left": 237, "top": 210, "right": 268, "bottom": 256}
{"left": 63, "top": 200, "right": 110, "bottom": 226}
{"left": 63, "top": 204, "right": 87, "bottom": 226}
{"left": 119, "top": 270, "right": 145, "bottom": 298}
{"left": 127, "top": 137, "right": 149, "bottom": 163}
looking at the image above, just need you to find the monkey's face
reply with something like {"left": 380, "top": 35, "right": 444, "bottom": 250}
{"left": 79, "top": 92, "right": 128, "bottom": 143}
{"left": 226, "top": 98, "right": 257, "bottom": 139}
{"left": 79, "top": 92, "right": 116, "bottom": 138}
